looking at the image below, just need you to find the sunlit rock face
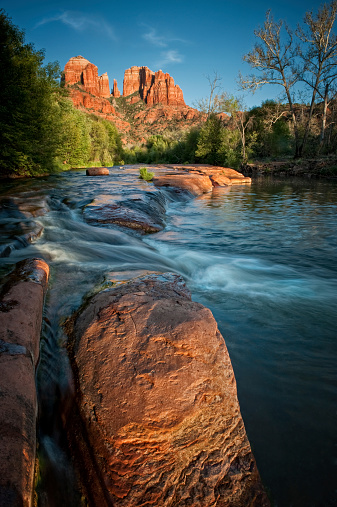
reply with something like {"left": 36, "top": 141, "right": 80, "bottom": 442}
{"left": 67, "top": 274, "right": 269, "bottom": 506}
{"left": 63, "top": 56, "right": 111, "bottom": 98}
{"left": 152, "top": 165, "right": 251, "bottom": 194}
{"left": 0, "top": 258, "right": 49, "bottom": 506}
{"left": 153, "top": 172, "right": 214, "bottom": 195}
{"left": 123, "top": 66, "right": 186, "bottom": 106}
{"left": 112, "top": 78, "right": 121, "bottom": 98}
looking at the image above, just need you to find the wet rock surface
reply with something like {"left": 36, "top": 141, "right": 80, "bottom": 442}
{"left": 0, "top": 258, "right": 49, "bottom": 507}
{"left": 152, "top": 165, "right": 251, "bottom": 195}
{"left": 153, "top": 172, "right": 214, "bottom": 195}
{"left": 67, "top": 273, "right": 269, "bottom": 506}
{"left": 0, "top": 196, "right": 48, "bottom": 257}
{"left": 86, "top": 167, "right": 110, "bottom": 176}
{"left": 83, "top": 192, "right": 166, "bottom": 233}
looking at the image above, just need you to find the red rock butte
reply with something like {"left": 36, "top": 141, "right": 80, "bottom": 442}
{"left": 123, "top": 65, "right": 186, "bottom": 107}
{"left": 63, "top": 55, "right": 111, "bottom": 98}
{"left": 62, "top": 56, "right": 202, "bottom": 140}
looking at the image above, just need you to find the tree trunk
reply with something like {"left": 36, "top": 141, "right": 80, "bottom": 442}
{"left": 319, "top": 91, "right": 329, "bottom": 153}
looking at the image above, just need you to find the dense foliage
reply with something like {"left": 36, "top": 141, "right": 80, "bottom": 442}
{"left": 0, "top": 10, "right": 123, "bottom": 177}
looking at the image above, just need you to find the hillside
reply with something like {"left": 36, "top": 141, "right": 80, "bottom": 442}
{"left": 62, "top": 56, "right": 205, "bottom": 146}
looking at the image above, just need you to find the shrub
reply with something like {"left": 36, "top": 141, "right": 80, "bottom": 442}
{"left": 139, "top": 167, "right": 154, "bottom": 181}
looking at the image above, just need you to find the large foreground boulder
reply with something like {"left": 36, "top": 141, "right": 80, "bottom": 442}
{"left": 0, "top": 258, "right": 49, "bottom": 506}
{"left": 67, "top": 273, "right": 269, "bottom": 506}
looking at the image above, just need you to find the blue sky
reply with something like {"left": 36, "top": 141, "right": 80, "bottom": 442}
{"left": 1, "top": 0, "right": 326, "bottom": 109}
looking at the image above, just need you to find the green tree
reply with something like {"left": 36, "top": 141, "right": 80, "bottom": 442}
{"left": 249, "top": 100, "right": 292, "bottom": 158}
{"left": 196, "top": 114, "right": 240, "bottom": 167}
{"left": 0, "top": 9, "right": 63, "bottom": 176}
{"left": 56, "top": 98, "right": 91, "bottom": 167}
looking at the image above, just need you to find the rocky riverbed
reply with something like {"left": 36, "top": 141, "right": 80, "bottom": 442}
{"left": 0, "top": 165, "right": 271, "bottom": 506}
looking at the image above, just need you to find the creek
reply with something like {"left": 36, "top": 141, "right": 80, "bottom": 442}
{"left": 0, "top": 166, "right": 336, "bottom": 506}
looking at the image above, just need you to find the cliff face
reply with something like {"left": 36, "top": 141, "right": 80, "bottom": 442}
{"left": 123, "top": 66, "right": 186, "bottom": 107}
{"left": 63, "top": 56, "right": 111, "bottom": 98}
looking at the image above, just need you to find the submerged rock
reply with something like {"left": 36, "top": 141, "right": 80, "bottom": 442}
{"left": 67, "top": 273, "right": 269, "bottom": 506}
{"left": 83, "top": 192, "right": 166, "bottom": 234}
{"left": 0, "top": 258, "right": 49, "bottom": 506}
{"left": 0, "top": 196, "right": 48, "bottom": 258}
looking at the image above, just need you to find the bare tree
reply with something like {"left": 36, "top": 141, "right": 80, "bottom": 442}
{"left": 239, "top": 10, "right": 301, "bottom": 156}
{"left": 194, "top": 72, "right": 233, "bottom": 117}
{"left": 296, "top": 1, "right": 337, "bottom": 152}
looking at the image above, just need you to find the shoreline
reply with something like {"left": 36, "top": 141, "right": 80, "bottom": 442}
{"left": 241, "top": 157, "right": 337, "bottom": 179}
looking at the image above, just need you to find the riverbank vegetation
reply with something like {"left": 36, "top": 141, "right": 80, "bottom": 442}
{"left": 2, "top": 3, "right": 337, "bottom": 178}
{"left": 0, "top": 10, "right": 123, "bottom": 178}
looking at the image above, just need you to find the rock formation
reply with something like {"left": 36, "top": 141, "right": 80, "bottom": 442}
{"left": 152, "top": 165, "right": 251, "bottom": 194}
{"left": 62, "top": 57, "right": 203, "bottom": 142}
{"left": 62, "top": 56, "right": 129, "bottom": 126}
{"left": 83, "top": 192, "right": 166, "bottom": 233}
{"left": 67, "top": 273, "right": 269, "bottom": 506}
{"left": 0, "top": 258, "right": 49, "bottom": 506}
{"left": 63, "top": 56, "right": 111, "bottom": 98}
{"left": 86, "top": 167, "right": 109, "bottom": 176}
{"left": 153, "top": 172, "right": 214, "bottom": 195}
{"left": 112, "top": 78, "right": 121, "bottom": 98}
{"left": 123, "top": 66, "right": 186, "bottom": 106}
{"left": 70, "top": 89, "right": 116, "bottom": 115}
{"left": 0, "top": 196, "right": 49, "bottom": 257}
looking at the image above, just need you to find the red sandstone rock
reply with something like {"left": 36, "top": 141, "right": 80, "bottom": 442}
{"left": 86, "top": 167, "right": 109, "bottom": 176}
{"left": 157, "top": 165, "right": 252, "bottom": 186}
{"left": 122, "top": 66, "right": 142, "bottom": 96}
{"left": 153, "top": 172, "right": 213, "bottom": 195}
{"left": 123, "top": 66, "right": 186, "bottom": 107}
{"left": 67, "top": 273, "right": 269, "bottom": 506}
{"left": 83, "top": 203, "right": 163, "bottom": 233}
{"left": 133, "top": 105, "right": 202, "bottom": 125}
{"left": 112, "top": 78, "right": 121, "bottom": 98}
{"left": 83, "top": 193, "right": 166, "bottom": 233}
{"left": 70, "top": 90, "right": 116, "bottom": 116}
{"left": 98, "top": 73, "right": 110, "bottom": 98}
{"left": 129, "top": 95, "right": 141, "bottom": 104}
{"left": 63, "top": 56, "right": 111, "bottom": 98}
{"left": 210, "top": 173, "right": 233, "bottom": 186}
{"left": 62, "top": 57, "right": 203, "bottom": 143}
{"left": 0, "top": 258, "right": 49, "bottom": 506}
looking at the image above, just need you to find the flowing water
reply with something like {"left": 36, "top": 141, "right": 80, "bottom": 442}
{"left": 0, "top": 167, "right": 336, "bottom": 506}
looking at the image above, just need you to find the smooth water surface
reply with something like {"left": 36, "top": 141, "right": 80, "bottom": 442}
{"left": 0, "top": 168, "right": 336, "bottom": 506}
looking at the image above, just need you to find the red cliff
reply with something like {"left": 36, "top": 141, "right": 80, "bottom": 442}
{"left": 112, "top": 78, "right": 121, "bottom": 98}
{"left": 62, "top": 57, "right": 201, "bottom": 142}
{"left": 63, "top": 56, "right": 111, "bottom": 98}
{"left": 123, "top": 66, "right": 186, "bottom": 107}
